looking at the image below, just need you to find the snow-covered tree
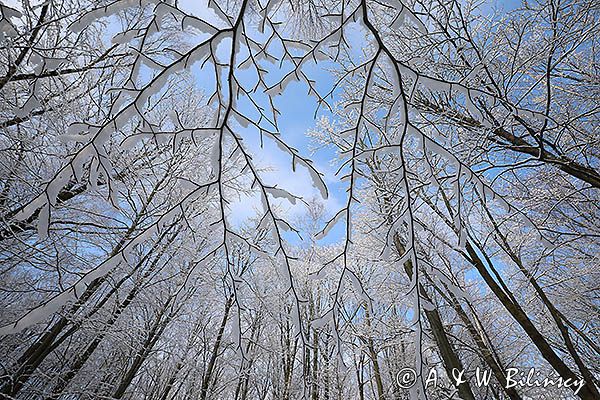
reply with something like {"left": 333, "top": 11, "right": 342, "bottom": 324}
{"left": 1, "top": 0, "right": 598, "bottom": 399}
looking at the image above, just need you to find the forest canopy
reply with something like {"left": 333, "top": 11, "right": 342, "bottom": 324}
{"left": 0, "top": 0, "right": 598, "bottom": 399}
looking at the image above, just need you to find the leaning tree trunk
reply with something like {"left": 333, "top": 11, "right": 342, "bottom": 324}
{"left": 112, "top": 294, "right": 175, "bottom": 399}
{"left": 393, "top": 234, "right": 477, "bottom": 400}
{"left": 199, "top": 294, "right": 234, "bottom": 400}
{"left": 429, "top": 276, "right": 522, "bottom": 400}
{"left": 482, "top": 203, "right": 600, "bottom": 393}
{"left": 368, "top": 158, "right": 477, "bottom": 400}
{"left": 463, "top": 240, "right": 600, "bottom": 400}
{"left": 44, "top": 229, "right": 180, "bottom": 399}
{"left": 363, "top": 304, "right": 386, "bottom": 400}
{"left": 0, "top": 175, "right": 168, "bottom": 397}
{"left": 431, "top": 185, "right": 599, "bottom": 400}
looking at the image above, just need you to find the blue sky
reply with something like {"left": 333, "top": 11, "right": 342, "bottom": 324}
{"left": 226, "top": 67, "right": 348, "bottom": 243}
{"left": 6, "top": 0, "right": 525, "bottom": 245}
{"left": 178, "top": 0, "right": 526, "bottom": 244}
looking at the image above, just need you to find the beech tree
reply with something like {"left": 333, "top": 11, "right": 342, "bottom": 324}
{"left": 1, "top": 0, "right": 598, "bottom": 399}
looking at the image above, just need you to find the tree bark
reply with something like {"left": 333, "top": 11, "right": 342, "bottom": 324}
{"left": 414, "top": 96, "right": 600, "bottom": 189}
{"left": 363, "top": 304, "right": 386, "bottom": 400}
{"left": 199, "top": 294, "right": 234, "bottom": 400}
{"left": 44, "top": 232, "right": 177, "bottom": 399}
{"left": 464, "top": 241, "right": 599, "bottom": 400}
{"left": 112, "top": 295, "right": 174, "bottom": 399}
{"left": 393, "top": 235, "right": 477, "bottom": 400}
{"left": 431, "top": 278, "right": 522, "bottom": 400}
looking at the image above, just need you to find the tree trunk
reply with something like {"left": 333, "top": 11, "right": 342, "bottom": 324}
{"left": 45, "top": 237, "right": 175, "bottom": 399}
{"left": 0, "top": 174, "right": 170, "bottom": 397}
{"left": 363, "top": 304, "right": 386, "bottom": 400}
{"left": 431, "top": 278, "right": 522, "bottom": 400}
{"left": 393, "top": 235, "right": 476, "bottom": 400}
{"left": 199, "top": 294, "right": 234, "bottom": 400}
{"left": 484, "top": 205, "right": 600, "bottom": 393}
{"left": 464, "top": 241, "right": 599, "bottom": 400}
{"left": 112, "top": 295, "right": 174, "bottom": 399}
